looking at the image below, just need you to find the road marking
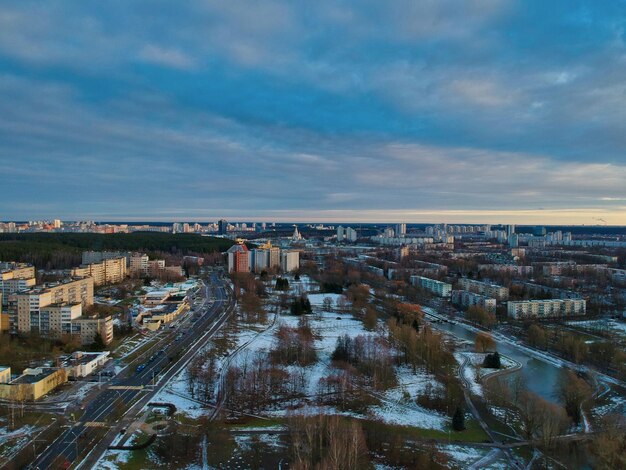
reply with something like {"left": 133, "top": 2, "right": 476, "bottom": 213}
{"left": 84, "top": 422, "right": 107, "bottom": 428}
{"left": 109, "top": 385, "right": 144, "bottom": 390}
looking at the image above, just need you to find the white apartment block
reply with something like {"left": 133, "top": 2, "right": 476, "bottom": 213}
{"left": 410, "top": 275, "right": 452, "bottom": 297}
{"left": 280, "top": 251, "right": 300, "bottom": 272}
{"left": 451, "top": 290, "right": 497, "bottom": 313}
{"left": 507, "top": 299, "right": 586, "bottom": 320}
{"left": 457, "top": 278, "right": 509, "bottom": 301}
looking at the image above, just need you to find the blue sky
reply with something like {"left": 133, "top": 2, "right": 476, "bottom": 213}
{"left": 1, "top": 0, "right": 625, "bottom": 223}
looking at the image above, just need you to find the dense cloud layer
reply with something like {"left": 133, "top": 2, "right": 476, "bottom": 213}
{"left": 0, "top": 1, "right": 625, "bottom": 222}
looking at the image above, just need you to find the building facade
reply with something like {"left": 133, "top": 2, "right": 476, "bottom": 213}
{"left": 451, "top": 290, "right": 497, "bottom": 313}
{"left": 71, "top": 257, "right": 127, "bottom": 286}
{"left": 280, "top": 251, "right": 300, "bottom": 272}
{"left": 410, "top": 275, "right": 452, "bottom": 297}
{"left": 11, "top": 277, "right": 95, "bottom": 337}
{"left": 457, "top": 278, "right": 509, "bottom": 301}
{"left": 507, "top": 299, "right": 586, "bottom": 320}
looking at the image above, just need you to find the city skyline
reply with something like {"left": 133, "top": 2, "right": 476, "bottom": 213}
{"left": 1, "top": 1, "right": 625, "bottom": 223}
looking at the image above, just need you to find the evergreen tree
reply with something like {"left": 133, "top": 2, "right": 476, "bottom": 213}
{"left": 91, "top": 333, "right": 106, "bottom": 351}
{"left": 452, "top": 407, "right": 466, "bottom": 431}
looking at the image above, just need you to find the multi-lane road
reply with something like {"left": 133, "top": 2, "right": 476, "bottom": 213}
{"left": 27, "top": 272, "right": 234, "bottom": 470}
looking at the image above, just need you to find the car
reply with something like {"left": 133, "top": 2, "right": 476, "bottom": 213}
{"left": 136, "top": 364, "right": 146, "bottom": 373}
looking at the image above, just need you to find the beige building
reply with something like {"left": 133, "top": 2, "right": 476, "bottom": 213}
{"left": 130, "top": 253, "right": 149, "bottom": 277}
{"left": 458, "top": 278, "right": 509, "bottom": 301}
{"left": 140, "top": 303, "right": 188, "bottom": 331}
{"left": 0, "top": 366, "right": 10, "bottom": 383}
{"left": 0, "top": 367, "right": 68, "bottom": 401}
{"left": 72, "top": 314, "right": 114, "bottom": 345}
{"left": 0, "top": 262, "right": 36, "bottom": 281}
{"left": 71, "top": 257, "right": 127, "bottom": 286}
{"left": 0, "top": 294, "right": 5, "bottom": 333}
{"left": 1, "top": 263, "right": 36, "bottom": 310}
{"left": 12, "top": 277, "right": 94, "bottom": 335}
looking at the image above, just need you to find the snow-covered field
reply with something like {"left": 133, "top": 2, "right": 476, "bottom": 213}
{"left": 567, "top": 319, "right": 626, "bottom": 337}
{"left": 151, "top": 279, "right": 449, "bottom": 432}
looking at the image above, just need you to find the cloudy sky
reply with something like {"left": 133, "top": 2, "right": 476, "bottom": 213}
{"left": 1, "top": 0, "right": 625, "bottom": 223}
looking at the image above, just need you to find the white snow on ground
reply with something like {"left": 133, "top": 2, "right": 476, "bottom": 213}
{"left": 0, "top": 425, "right": 33, "bottom": 444}
{"left": 73, "top": 381, "right": 100, "bottom": 401}
{"left": 567, "top": 319, "right": 626, "bottom": 337}
{"left": 454, "top": 352, "right": 483, "bottom": 396}
{"left": 456, "top": 352, "right": 518, "bottom": 379}
{"left": 265, "top": 309, "right": 448, "bottom": 430}
{"left": 369, "top": 401, "right": 446, "bottom": 429}
{"left": 285, "top": 274, "right": 318, "bottom": 295}
{"left": 391, "top": 366, "right": 444, "bottom": 399}
{"left": 233, "top": 432, "right": 284, "bottom": 450}
{"left": 151, "top": 281, "right": 449, "bottom": 431}
{"left": 438, "top": 444, "right": 488, "bottom": 469}
{"left": 96, "top": 450, "right": 131, "bottom": 470}
{"left": 306, "top": 293, "right": 347, "bottom": 308}
{"left": 152, "top": 387, "right": 208, "bottom": 419}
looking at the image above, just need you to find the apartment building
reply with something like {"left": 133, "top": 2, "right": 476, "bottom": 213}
{"left": 11, "top": 277, "right": 94, "bottom": 335}
{"left": 82, "top": 251, "right": 130, "bottom": 265}
{"left": 513, "top": 281, "right": 582, "bottom": 300}
{"left": 71, "top": 257, "right": 127, "bottom": 286}
{"left": 130, "top": 253, "right": 149, "bottom": 277}
{"left": 0, "top": 294, "right": 6, "bottom": 332}
{"left": 451, "top": 290, "right": 497, "bottom": 313}
{"left": 507, "top": 299, "right": 586, "bottom": 320}
{"left": 280, "top": 251, "right": 300, "bottom": 272}
{"left": 0, "top": 263, "right": 36, "bottom": 306}
{"left": 410, "top": 275, "right": 452, "bottom": 297}
{"left": 478, "top": 264, "right": 533, "bottom": 276}
{"left": 457, "top": 278, "right": 509, "bottom": 301}
{"left": 72, "top": 314, "right": 114, "bottom": 345}
{"left": 227, "top": 244, "right": 251, "bottom": 273}
{"left": 0, "top": 262, "right": 36, "bottom": 281}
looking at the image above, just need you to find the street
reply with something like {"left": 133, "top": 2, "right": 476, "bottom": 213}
{"left": 26, "top": 272, "right": 235, "bottom": 470}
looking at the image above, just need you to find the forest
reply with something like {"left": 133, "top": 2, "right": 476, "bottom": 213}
{"left": 0, "top": 232, "right": 234, "bottom": 269}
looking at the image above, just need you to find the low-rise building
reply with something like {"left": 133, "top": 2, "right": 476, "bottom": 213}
{"left": 139, "top": 302, "right": 188, "bottom": 331}
{"left": 507, "top": 299, "right": 586, "bottom": 320}
{"left": 143, "top": 290, "right": 172, "bottom": 306}
{"left": 410, "top": 275, "right": 452, "bottom": 297}
{"left": 61, "top": 351, "right": 110, "bottom": 378}
{"left": 0, "top": 367, "right": 68, "bottom": 401}
{"left": 451, "top": 290, "right": 497, "bottom": 313}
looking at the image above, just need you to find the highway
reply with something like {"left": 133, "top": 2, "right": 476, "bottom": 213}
{"left": 28, "top": 272, "right": 235, "bottom": 470}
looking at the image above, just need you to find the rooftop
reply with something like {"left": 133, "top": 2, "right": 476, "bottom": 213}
{"left": 11, "top": 367, "right": 60, "bottom": 384}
